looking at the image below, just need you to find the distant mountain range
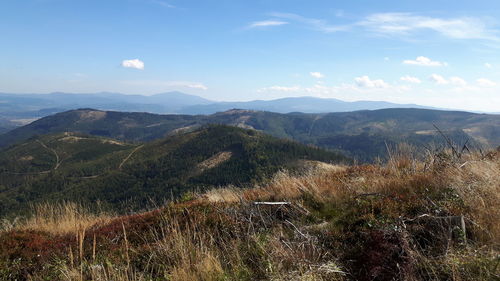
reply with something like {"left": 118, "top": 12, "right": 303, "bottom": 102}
{"left": 0, "top": 91, "right": 211, "bottom": 118}
{"left": 0, "top": 91, "right": 436, "bottom": 128}
{"left": 177, "top": 96, "right": 434, "bottom": 114}
{"left": 1, "top": 108, "right": 498, "bottom": 162}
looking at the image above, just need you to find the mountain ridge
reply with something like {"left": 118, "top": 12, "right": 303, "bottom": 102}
{"left": 0, "top": 125, "right": 348, "bottom": 217}
{"left": 179, "top": 96, "right": 434, "bottom": 114}
{"left": 0, "top": 91, "right": 446, "bottom": 126}
{"left": 1, "top": 107, "right": 498, "bottom": 162}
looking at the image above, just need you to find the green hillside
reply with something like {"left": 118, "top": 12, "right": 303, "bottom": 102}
{"left": 0, "top": 125, "right": 348, "bottom": 218}
{"left": 1, "top": 108, "right": 498, "bottom": 161}
{"left": 1, "top": 148, "right": 498, "bottom": 281}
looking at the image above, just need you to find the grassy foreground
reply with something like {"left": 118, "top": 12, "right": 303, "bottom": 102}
{"left": 0, "top": 148, "right": 499, "bottom": 280}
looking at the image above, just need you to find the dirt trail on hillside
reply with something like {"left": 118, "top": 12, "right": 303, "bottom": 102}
{"left": 119, "top": 145, "right": 144, "bottom": 170}
{"left": 36, "top": 140, "right": 61, "bottom": 170}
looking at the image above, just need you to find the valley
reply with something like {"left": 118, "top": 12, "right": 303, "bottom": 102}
{"left": 2, "top": 1, "right": 499, "bottom": 279}
{"left": 0, "top": 105, "right": 498, "bottom": 281}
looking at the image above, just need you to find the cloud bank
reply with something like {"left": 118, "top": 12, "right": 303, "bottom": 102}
{"left": 403, "top": 56, "right": 446, "bottom": 67}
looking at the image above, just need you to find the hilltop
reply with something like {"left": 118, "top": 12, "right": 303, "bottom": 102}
{"left": 1, "top": 108, "right": 498, "bottom": 161}
{"left": 0, "top": 147, "right": 498, "bottom": 280}
{"left": 0, "top": 125, "right": 348, "bottom": 218}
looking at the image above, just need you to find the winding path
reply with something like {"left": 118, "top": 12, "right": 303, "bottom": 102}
{"left": 36, "top": 140, "right": 61, "bottom": 170}
{"left": 119, "top": 145, "right": 144, "bottom": 170}
{"left": 5, "top": 141, "right": 61, "bottom": 175}
{"left": 5, "top": 142, "right": 143, "bottom": 178}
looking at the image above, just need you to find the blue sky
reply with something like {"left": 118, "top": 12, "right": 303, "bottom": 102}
{"left": 1, "top": 0, "right": 500, "bottom": 111}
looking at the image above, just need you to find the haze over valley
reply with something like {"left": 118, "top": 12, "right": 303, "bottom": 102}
{"left": 1, "top": 0, "right": 499, "bottom": 280}
{"left": 0, "top": 91, "right": 438, "bottom": 131}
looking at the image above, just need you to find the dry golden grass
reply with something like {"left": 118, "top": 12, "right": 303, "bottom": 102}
{"left": 448, "top": 153, "right": 500, "bottom": 243}
{"left": 148, "top": 212, "right": 236, "bottom": 281}
{"left": 61, "top": 264, "right": 150, "bottom": 281}
{"left": 1, "top": 148, "right": 498, "bottom": 281}
{"left": 19, "top": 202, "right": 112, "bottom": 235}
{"left": 203, "top": 186, "right": 241, "bottom": 203}
{"left": 205, "top": 148, "right": 500, "bottom": 246}
{"left": 196, "top": 151, "right": 233, "bottom": 171}
{"left": 204, "top": 161, "right": 349, "bottom": 205}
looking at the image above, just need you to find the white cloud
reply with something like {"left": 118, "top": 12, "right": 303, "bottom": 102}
{"left": 354, "top": 76, "right": 389, "bottom": 88}
{"left": 485, "top": 63, "right": 492, "bottom": 68}
{"left": 403, "top": 56, "right": 446, "bottom": 67}
{"left": 429, "top": 74, "right": 448, "bottom": 85}
{"left": 263, "top": 12, "right": 499, "bottom": 42}
{"left": 449, "top": 77, "right": 467, "bottom": 86}
{"left": 121, "top": 59, "right": 144, "bottom": 70}
{"left": 310, "top": 72, "right": 324, "bottom": 79}
{"left": 257, "top": 79, "right": 410, "bottom": 101}
{"left": 360, "top": 13, "right": 499, "bottom": 41}
{"left": 428, "top": 75, "right": 468, "bottom": 86}
{"left": 476, "top": 78, "right": 497, "bottom": 87}
{"left": 400, "top": 75, "right": 421, "bottom": 84}
{"left": 248, "top": 20, "right": 288, "bottom": 28}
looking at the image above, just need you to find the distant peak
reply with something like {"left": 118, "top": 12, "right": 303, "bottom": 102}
{"left": 152, "top": 91, "right": 202, "bottom": 97}
{"left": 76, "top": 110, "right": 107, "bottom": 122}
{"left": 217, "top": 109, "right": 257, "bottom": 115}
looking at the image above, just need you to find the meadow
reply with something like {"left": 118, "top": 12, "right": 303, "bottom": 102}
{"left": 1, "top": 146, "right": 498, "bottom": 280}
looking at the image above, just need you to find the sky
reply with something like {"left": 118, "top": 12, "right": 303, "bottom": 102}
{"left": 1, "top": 0, "right": 500, "bottom": 112}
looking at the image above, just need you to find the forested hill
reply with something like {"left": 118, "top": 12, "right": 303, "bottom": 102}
{"left": 0, "top": 125, "right": 348, "bottom": 218}
{"left": 0, "top": 108, "right": 498, "bottom": 161}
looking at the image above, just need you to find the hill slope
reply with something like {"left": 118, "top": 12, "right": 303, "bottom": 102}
{"left": 0, "top": 149, "right": 498, "bottom": 281}
{"left": 0, "top": 126, "right": 348, "bottom": 217}
{"left": 1, "top": 108, "right": 498, "bottom": 161}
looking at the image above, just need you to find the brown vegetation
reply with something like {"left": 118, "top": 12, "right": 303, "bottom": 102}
{"left": 196, "top": 151, "right": 233, "bottom": 172}
{"left": 0, "top": 148, "right": 499, "bottom": 280}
